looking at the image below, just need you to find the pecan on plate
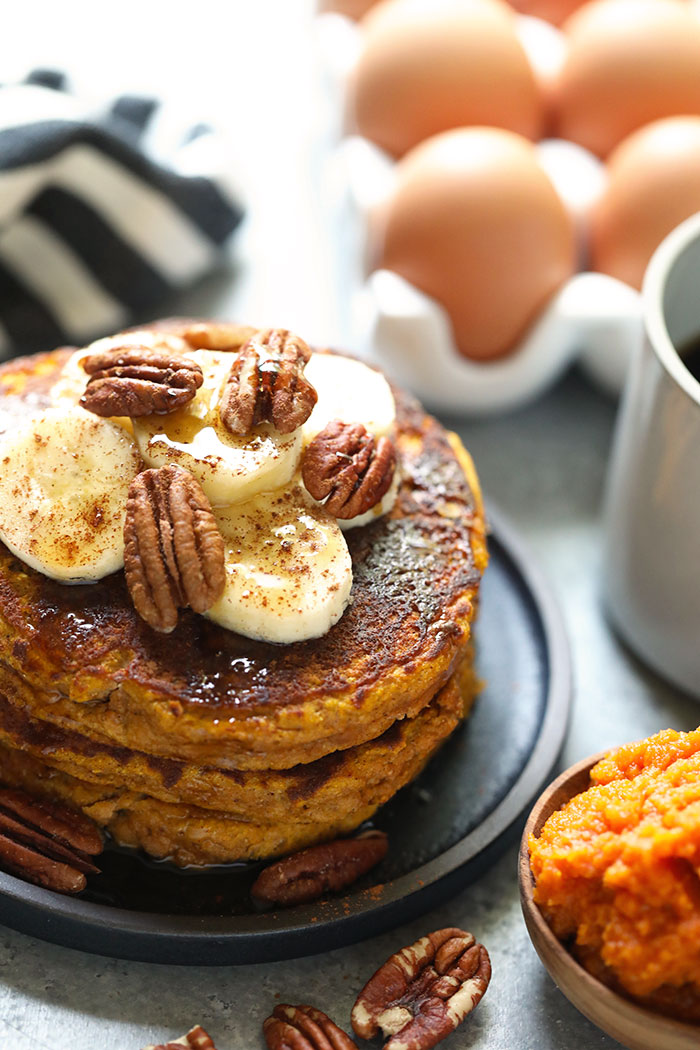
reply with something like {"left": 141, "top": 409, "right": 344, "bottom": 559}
{"left": 263, "top": 1004, "right": 358, "bottom": 1050}
{"left": 251, "top": 830, "right": 388, "bottom": 908}
{"left": 0, "top": 787, "right": 103, "bottom": 894}
{"left": 143, "top": 1025, "right": 217, "bottom": 1050}
{"left": 181, "top": 321, "right": 258, "bottom": 352}
{"left": 124, "top": 465, "right": 226, "bottom": 633}
{"left": 80, "top": 345, "right": 203, "bottom": 417}
{"left": 302, "top": 421, "right": 396, "bottom": 519}
{"left": 219, "top": 328, "right": 317, "bottom": 435}
{"left": 351, "top": 927, "right": 491, "bottom": 1050}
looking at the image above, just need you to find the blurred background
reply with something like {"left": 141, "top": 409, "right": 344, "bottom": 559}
{"left": 0, "top": 0, "right": 339, "bottom": 347}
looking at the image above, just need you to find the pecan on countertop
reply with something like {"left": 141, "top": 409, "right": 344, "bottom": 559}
{"left": 302, "top": 421, "right": 396, "bottom": 519}
{"left": 143, "top": 1025, "right": 217, "bottom": 1050}
{"left": 0, "top": 786, "right": 102, "bottom": 894}
{"left": 251, "top": 830, "right": 388, "bottom": 908}
{"left": 352, "top": 927, "right": 491, "bottom": 1050}
{"left": 81, "top": 345, "right": 203, "bottom": 417}
{"left": 124, "top": 465, "right": 226, "bottom": 633}
{"left": 219, "top": 328, "right": 317, "bottom": 435}
{"left": 263, "top": 1004, "right": 358, "bottom": 1050}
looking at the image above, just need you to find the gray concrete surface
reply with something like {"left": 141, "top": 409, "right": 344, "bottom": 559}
{"left": 2, "top": 2, "right": 698, "bottom": 1046}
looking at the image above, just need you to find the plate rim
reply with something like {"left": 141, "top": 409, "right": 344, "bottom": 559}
{"left": 0, "top": 505, "right": 572, "bottom": 963}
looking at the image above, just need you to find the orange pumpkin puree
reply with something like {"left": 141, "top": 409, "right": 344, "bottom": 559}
{"left": 530, "top": 728, "right": 700, "bottom": 1020}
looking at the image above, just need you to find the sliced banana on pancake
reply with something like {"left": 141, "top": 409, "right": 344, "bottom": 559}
{"left": 0, "top": 405, "right": 141, "bottom": 582}
{"left": 302, "top": 353, "right": 396, "bottom": 442}
{"left": 206, "top": 484, "right": 353, "bottom": 643}
{"left": 132, "top": 349, "right": 302, "bottom": 507}
{"left": 50, "top": 346, "right": 94, "bottom": 406}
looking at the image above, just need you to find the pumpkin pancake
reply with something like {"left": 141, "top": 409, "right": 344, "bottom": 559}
{"left": 0, "top": 656, "right": 475, "bottom": 866}
{"left": 0, "top": 319, "right": 487, "bottom": 865}
{"left": 0, "top": 646, "right": 476, "bottom": 825}
{"left": 0, "top": 326, "right": 487, "bottom": 773}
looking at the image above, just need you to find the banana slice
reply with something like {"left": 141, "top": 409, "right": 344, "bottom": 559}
{"left": 50, "top": 346, "right": 93, "bottom": 406}
{"left": 132, "top": 350, "right": 302, "bottom": 507}
{"left": 303, "top": 353, "right": 396, "bottom": 442}
{"left": 0, "top": 406, "right": 141, "bottom": 582}
{"left": 206, "top": 485, "right": 353, "bottom": 643}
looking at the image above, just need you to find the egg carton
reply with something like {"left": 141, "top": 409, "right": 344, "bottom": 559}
{"left": 316, "top": 10, "right": 646, "bottom": 414}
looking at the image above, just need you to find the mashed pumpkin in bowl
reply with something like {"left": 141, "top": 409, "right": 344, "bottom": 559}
{"left": 529, "top": 728, "right": 700, "bottom": 1022}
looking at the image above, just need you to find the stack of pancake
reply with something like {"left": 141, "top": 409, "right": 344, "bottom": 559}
{"left": 0, "top": 327, "right": 487, "bottom": 867}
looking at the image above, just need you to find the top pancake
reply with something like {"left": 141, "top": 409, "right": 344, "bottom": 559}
{"left": 0, "top": 324, "right": 487, "bottom": 770}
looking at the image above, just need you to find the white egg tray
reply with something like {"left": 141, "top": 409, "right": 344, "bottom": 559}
{"left": 316, "top": 11, "right": 646, "bottom": 415}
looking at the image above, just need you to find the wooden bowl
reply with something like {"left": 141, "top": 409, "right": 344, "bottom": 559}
{"left": 519, "top": 753, "right": 700, "bottom": 1050}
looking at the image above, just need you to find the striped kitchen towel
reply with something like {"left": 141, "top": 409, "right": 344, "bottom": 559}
{"left": 0, "top": 69, "right": 244, "bottom": 357}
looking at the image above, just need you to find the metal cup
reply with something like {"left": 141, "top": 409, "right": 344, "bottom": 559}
{"left": 603, "top": 212, "right": 700, "bottom": 698}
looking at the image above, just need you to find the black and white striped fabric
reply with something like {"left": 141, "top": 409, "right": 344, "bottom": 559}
{"left": 0, "top": 69, "right": 244, "bottom": 357}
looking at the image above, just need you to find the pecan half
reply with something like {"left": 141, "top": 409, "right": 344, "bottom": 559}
{"left": 251, "top": 830, "right": 388, "bottom": 908}
{"left": 264, "top": 1004, "right": 358, "bottom": 1050}
{"left": 0, "top": 787, "right": 102, "bottom": 895}
{"left": 80, "top": 345, "right": 203, "bottom": 417}
{"left": 302, "top": 421, "right": 396, "bottom": 519}
{"left": 144, "top": 1026, "right": 217, "bottom": 1050}
{"left": 219, "top": 328, "right": 317, "bottom": 435}
{"left": 181, "top": 321, "right": 258, "bottom": 351}
{"left": 124, "top": 465, "right": 226, "bottom": 633}
{"left": 351, "top": 927, "right": 491, "bottom": 1050}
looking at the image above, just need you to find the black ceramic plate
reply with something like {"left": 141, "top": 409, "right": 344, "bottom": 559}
{"left": 0, "top": 508, "right": 571, "bottom": 964}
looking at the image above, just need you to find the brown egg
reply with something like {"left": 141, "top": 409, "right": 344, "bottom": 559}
{"left": 372, "top": 127, "right": 576, "bottom": 361}
{"left": 507, "top": 0, "right": 590, "bottom": 27}
{"left": 555, "top": 0, "right": 700, "bottom": 158}
{"left": 319, "top": 0, "right": 381, "bottom": 16}
{"left": 347, "top": 0, "right": 543, "bottom": 158}
{"left": 590, "top": 116, "right": 700, "bottom": 289}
